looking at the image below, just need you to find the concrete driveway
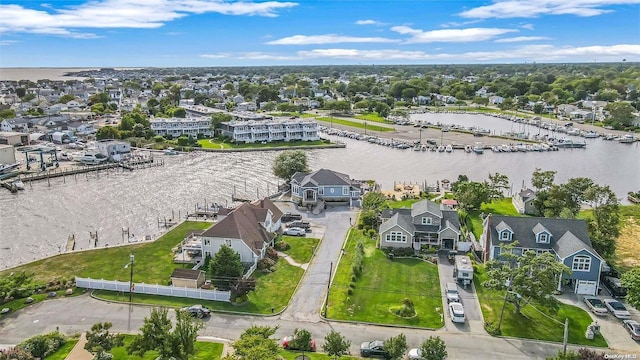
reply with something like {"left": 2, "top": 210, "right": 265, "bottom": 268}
{"left": 437, "top": 252, "right": 485, "bottom": 334}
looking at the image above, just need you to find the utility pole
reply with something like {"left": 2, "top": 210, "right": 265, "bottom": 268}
{"left": 325, "top": 261, "right": 333, "bottom": 315}
{"left": 125, "top": 254, "right": 135, "bottom": 331}
{"left": 562, "top": 318, "right": 569, "bottom": 355}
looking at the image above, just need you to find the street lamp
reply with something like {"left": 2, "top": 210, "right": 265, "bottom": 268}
{"left": 124, "top": 254, "right": 135, "bottom": 330}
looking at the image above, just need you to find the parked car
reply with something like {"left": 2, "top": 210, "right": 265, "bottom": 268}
{"left": 407, "top": 348, "right": 423, "bottom": 359}
{"left": 283, "top": 227, "right": 306, "bottom": 236}
{"left": 623, "top": 320, "right": 640, "bottom": 341}
{"left": 282, "top": 335, "right": 316, "bottom": 351}
{"left": 359, "top": 340, "right": 389, "bottom": 358}
{"left": 289, "top": 221, "right": 311, "bottom": 229}
{"left": 583, "top": 297, "right": 608, "bottom": 315}
{"left": 602, "top": 276, "right": 627, "bottom": 298}
{"left": 281, "top": 212, "right": 302, "bottom": 222}
{"left": 445, "top": 282, "right": 460, "bottom": 303}
{"left": 603, "top": 299, "right": 630, "bottom": 319}
{"left": 448, "top": 302, "right": 466, "bottom": 323}
{"left": 181, "top": 304, "right": 211, "bottom": 318}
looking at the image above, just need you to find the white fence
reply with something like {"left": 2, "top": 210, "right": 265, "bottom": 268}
{"left": 76, "top": 277, "right": 231, "bottom": 302}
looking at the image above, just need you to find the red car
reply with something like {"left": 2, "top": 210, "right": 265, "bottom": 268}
{"left": 282, "top": 335, "right": 316, "bottom": 351}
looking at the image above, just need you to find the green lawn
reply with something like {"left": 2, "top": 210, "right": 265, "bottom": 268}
{"left": 94, "top": 259, "right": 304, "bottom": 314}
{"left": 0, "top": 287, "right": 83, "bottom": 320}
{"left": 197, "top": 139, "right": 232, "bottom": 149}
{"left": 198, "top": 138, "right": 331, "bottom": 149}
{"left": 384, "top": 198, "right": 423, "bottom": 209}
{"left": 474, "top": 265, "right": 607, "bottom": 347}
{"left": 315, "top": 117, "right": 394, "bottom": 132}
{"left": 281, "top": 235, "right": 319, "bottom": 264}
{"left": 278, "top": 349, "right": 359, "bottom": 359}
{"left": 327, "top": 230, "right": 443, "bottom": 328}
{"left": 466, "top": 198, "right": 521, "bottom": 239}
{"left": 108, "top": 335, "right": 223, "bottom": 360}
{"left": 354, "top": 113, "right": 392, "bottom": 124}
{"left": 45, "top": 339, "right": 79, "bottom": 360}
{"left": 1, "top": 221, "right": 213, "bottom": 284}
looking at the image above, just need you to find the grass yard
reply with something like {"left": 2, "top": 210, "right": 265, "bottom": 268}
{"left": 197, "top": 139, "right": 232, "bottom": 149}
{"left": 94, "top": 259, "right": 304, "bottom": 314}
{"left": 280, "top": 235, "right": 319, "bottom": 264}
{"left": 278, "top": 350, "right": 359, "bottom": 359}
{"left": 108, "top": 335, "right": 222, "bottom": 360}
{"left": 327, "top": 229, "right": 443, "bottom": 328}
{"left": 474, "top": 265, "right": 608, "bottom": 347}
{"left": 0, "top": 221, "right": 213, "bottom": 284}
{"left": 384, "top": 198, "right": 423, "bottom": 209}
{"left": 0, "top": 287, "right": 83, "bottom": 320}
{"left": 197, "top": 138, "right": 330, "bottom": 149}
{"left": 45, "top": 339, "right": 79, "bottom": 360}
{"left": 466, "top": 198, "right": 521, "bottom": 239}
{"left": 354, "top": 113, "right": 392, "bottom": 124}
{"left": 315, "top": 117, "right": 394, "bottom": 132}
{"left": 612, "top": 205, "right": 640, "bottom": 272}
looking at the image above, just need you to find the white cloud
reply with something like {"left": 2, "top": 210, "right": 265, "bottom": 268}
{"left": 0, "top": 40, "right": 19, "bottom": 45}
{"left": 441, "top": 19, "right": 482, "bottom": 28}
{"left": 495, "top": 36, "right": 551, "bottom": 42}
{"left": 237, "top": 52, "right": 299, "bottom": 60}
{"left": 355, "top": 19, "right": 381, "bottom": 25}
{"left": 459, "top": 0, "right": 640, "bottom": 19}
{"left": 266, "top": 34, "right": 399, "bottom": 45}
{"left": 200, "top": 53, "right": 231, "bottom": 58}
{"left": 0, "top": 0, "right": 298, "bottom": 37}
{"left": 390, "top": 26, "right": 518, "bottom": 43}
{"left": 521, "top": 23, "right": 535, "bottom": 30}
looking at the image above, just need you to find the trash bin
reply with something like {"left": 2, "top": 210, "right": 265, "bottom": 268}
{"left": 585, "top": 329, "right": 594, "bottom": 340}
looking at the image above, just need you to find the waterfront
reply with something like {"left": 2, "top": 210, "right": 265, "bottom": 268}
{"left": 0, "top": 68, "right": 97, "bottom": 81}
{"left": 1, "top": 113, "right": 639, "bottom": 269}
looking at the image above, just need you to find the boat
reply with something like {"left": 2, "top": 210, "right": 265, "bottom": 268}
{"left": 74, "top": 151, "right": 108, "bottom": 165}
{"left": 628, "top": 191, "right": 640, "bottom": 204}
{"left": 619, "top": 134, "right": 636, "bottom": 143}
{"left": 0, "top": 163, "right": 20, "bottom": 174}
{"left": 413, "top": 144, "right": 421, "bottom": 151}
{"left": 553, "top": 138, "right": 587, "bottom": 149}
{"left": 445, "top": 145, "right": 453, "bottom": 153}
{"left": 464, "top": 145, "right": 472, "bottom": 153}
{"left": 437, "top": 145, "right": 445, "bottom": 152}
{"left": 163, "top": 147, "right": 179, "bottom": 155}
{"left": 473, "top": 143, "right": 484, "bottom": 154}
{"left": 12, "top": 180, "right": 25, "bottom": 190}
{"left": 582, "top": 131, "right": 599, "bottom": 139}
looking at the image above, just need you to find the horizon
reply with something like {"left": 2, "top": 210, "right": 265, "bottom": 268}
{"left": 0, "top": 0, "right": 639, "bottom": 67}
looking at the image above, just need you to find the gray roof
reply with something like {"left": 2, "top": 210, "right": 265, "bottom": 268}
{"left": 291, "top": 168, "right": 351, "bottom": 188}
{"left": 489, "top": 215, "right": 596, "bottom": 256}
{"left": 442, "top": 210, "right": 461, "bottom": 232}
{"left": 411, "top": 199, "right": 442, "bottom": 218}
{"left": 532, "top": 222, "right": 549, "bottom": 235}
{"left": 380, "top": 212, "right": 415, "bottom": 234}
{"left": 519, "top": 189, "right": 536, "bottom": 202}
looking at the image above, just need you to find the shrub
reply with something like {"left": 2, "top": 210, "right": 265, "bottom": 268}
{"left": 347, "top": 288, "right": 353, "bottom": 295}
{"left": 257, "top": 258, "right": 276, "bottom": 270}
{"left": 266, "top": 247, "right": 278, "bottom": 260}
{"left": 0, "top": 347, "right": 34, "bottom": 360}
{"left": 349, "top": 282, "right": 356, "bottom": 289}
{"left": 484, "top": 321, "right": 501, "bottom": 336}
{"left": 274, "top": 241, "right": 290, "bottom": 251}
{"left": 368, "top": 229, "right": 377, "bottom": 238}
{"left": 19, "top": 332, "right": 65, "bottom": 359}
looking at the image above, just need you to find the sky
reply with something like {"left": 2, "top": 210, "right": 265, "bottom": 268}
{"left": 0, "top": 0, "right": 639, "bottom": 67}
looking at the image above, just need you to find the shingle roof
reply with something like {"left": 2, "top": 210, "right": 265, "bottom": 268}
{"left": 171, "top": 268, "right": 203, "bottom": 280}
{"left": 519, "top": 189, "right": 536, "bottom": 201}
{"left": 411, "top": 199, "right": 442, "bottom": 218}
{"left": 380, "top": 213, "right": 415, "bottom": 234}
{"left": 291, "top": 168, "right": 351, "bottom": 187}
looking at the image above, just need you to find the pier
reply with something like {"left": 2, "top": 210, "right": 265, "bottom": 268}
{"left": 17, "top": 158, "right": 162, "bottom": 182}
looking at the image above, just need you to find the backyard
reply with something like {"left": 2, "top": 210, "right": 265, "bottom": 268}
{"left": 473, "top": 265, "right": 608, "bottom": 347}
{"left": 326, "top": 229, "right": 443, "bottom": 328}
{"left": 280, "top": 235, "right": 320, "bottom": 264}
{"left": 465, "top": 197, "right": 522, "bottom": 239}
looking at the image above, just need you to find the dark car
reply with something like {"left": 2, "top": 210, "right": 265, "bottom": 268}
{"left": 289, "top": 221, "right": 310, "bottom": 229}
{"left": 181, "top": 304, "right": 211, "bottom": 318}
{"left": 282, "top": 335, "right": 316, "bottom": 351}
{"left": 602, "top": 276, "right": 627, "bottom": 298}
{"left": 281, "top": 213, "right": 302, "bottom": 222}
{"left": 360, "top": 340, "right": 389, "bottom": 359}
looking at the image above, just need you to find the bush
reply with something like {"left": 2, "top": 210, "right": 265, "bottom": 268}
{"left": 368, "top": 229, "right": 376, "bottom": 238}
{"left": 257, "top": 258, "right": 276, "bottom": 270}
{"left": 484, "top": 321, "right": 501, "bottom": 336}
{"left": 274, "top": 241, "right": 290, "bottom": 251}
{"left": 266, "top": 247, "right": 278, "bottom": 260}
{"left": 19, "top": 332, "right": 65, "bottom": 359}
{"left": 154, "top": 135, "right": 165, "bottom": 143}
{"left": 347, "top": 288, "right": 353, "bottom": 295}
{"left": 0, "top": 347, "right": 34, "bottom": 360}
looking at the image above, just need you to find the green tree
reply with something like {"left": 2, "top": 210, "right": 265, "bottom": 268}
{"left": 605, "top": 102, "right": 635, "bottom": 126}
{"left": 487, "top": 172, "right": 510, "bottom": 201}
{"left": 231, "top": 325, "right": 280, "bottom": 360}
{"left": 16, "top": 88, "right": 26, "bottom": 98}
{"left": 0, "top": 109, "right": 16, "bottom": 119}
{"left": 362, "top": 191, "right": 386, "bottom": 210}
{"left": 272, "top": 150, "right": 309, "bottom": 182}
{"left": 322, "top": 330, "right": 351, "bottom": 360}
{"left": 583, "top": 184, "right": 619, "bottom": 258}
{"left": 89, "top": 92, "right": 109, "bottom": 105}
{"left": 533, "top": 103, "right": 545, "bottom": 114}
{"left": 418, "top": 336, "right": 447, "bottom": 360}
{"left": 170, "top": 107, "right": 186, "bottom": 118}
{"left": 211, "top": 113, "right": 232, "bottom": 131}
{"left": 0, "top": 271, "right": 33, "bottom": 301}
{"left": 453, "top": 181, "right": 490, "bottom": 210}
{"left": 383, "top": 333, "right": 407, "bottom": 360}
{"left": 57, "top": 94, "right": 76, "bottom": 104}
{"left": 621, "top": 267, "right": 640, "bottom": 309}
{"left": 96, "top": 126, "right": 120, "bottom": 140}
{"left": 210, "top": 245, "right": 244, "bottom": 290}
{"left": 290, "top": 329, "right": 313, "bottom": 351}
{"left": 484, "top": 244, "right": 570, "bottom": 315}
{"left": 19, "top": 332, "right": 65, "bottom": 359}
{"left": 84, "top": 322, "right": 124, "bottom": 360}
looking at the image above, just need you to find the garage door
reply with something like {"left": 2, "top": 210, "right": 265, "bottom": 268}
{"left": 576, "top": 280, "right": 597, "bottom": 295}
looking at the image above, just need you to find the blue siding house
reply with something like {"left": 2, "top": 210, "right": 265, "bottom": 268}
{"left": 481, "top": 214, "right": 603, "bottom": 295}
{"left": 290, "top": 169, "right": 361, "bottom": 206}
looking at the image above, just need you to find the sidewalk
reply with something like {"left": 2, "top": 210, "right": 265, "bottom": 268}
{"left": 65, "top": 333, "right": 92, "bottom": 360}
{"left": 277, "top": 251, "right": 308, "bottom": 270}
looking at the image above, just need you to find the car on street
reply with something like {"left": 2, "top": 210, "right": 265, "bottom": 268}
{"left": 603, "top": 299, "right": 630, "bottom": 319}
{"left": 360, "top": 340, "right": 390, "bottom": 358}
{"left": 181, "top": 304, "right": 211, "bottom": 318}
{"left": 407, "top": 348, "right": 423, "bottom": 359}
{"left": 283, "top": 227, "right": 306, "bottom": 236}
{"left": 623, "top": 320, "right": 640, "bottom": 341}
{"left": 445, "top": 282, "right": 460, "bottom": 303}
{"left": 281, "top": 335, "right": 316, "bottom": 351}
{"left": 448, "top": 302, "right": 466, "bottom": 323}
{"left": 583, "top": 297, "right": 609, "bottom": 315}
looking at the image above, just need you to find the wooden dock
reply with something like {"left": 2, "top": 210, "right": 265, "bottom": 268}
{"left": 17, "top": 158, "right": 162, "bottom": 183}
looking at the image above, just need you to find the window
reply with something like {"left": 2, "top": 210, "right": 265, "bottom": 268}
{"left": 318, "top": 187, "right": 324, "bottom": 195}
{"left": 203, "top": 239, "right": 210, "bottom": 246}
{"left": 421, "top": 217, "right": 432, "bottom": 225}
{"left": 385, "top": 231, "right": 407, "bottom": 243}
{"left": 537, "top": 233, "right": 549, "bottom": 243}
{"left": 225, "top": 239, "right": 232, "bottom": 247}
{"left": 500, "top": 230, "right": 511, "bottom": 241}
{"left": 342, "top": 186, "right": 348, "bottom": 195}
{"left": 572, "top": 255, "right": 591, "bottom": 272}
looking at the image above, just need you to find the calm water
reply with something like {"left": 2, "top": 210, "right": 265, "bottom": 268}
{"left": 0, "top": 68, "right": 97, "bottom": 81}
{"left": 1, "top": 115, "right": 639, "bottom": 269}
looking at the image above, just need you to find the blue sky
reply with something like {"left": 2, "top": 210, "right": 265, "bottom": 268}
{"left": 0, "top": 0, "right": 639, "bottom": 67}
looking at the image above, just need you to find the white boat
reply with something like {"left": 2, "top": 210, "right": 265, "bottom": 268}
{"left": 437, "top": 145, "right": 445, "bottom": 152}
{"left": 0, "top": 163, "right": 20, "bottom": 174}
{"left": 12, "top": 180, "right": 25, "bottom": 190}
{"left": 74, "top": 151, "right": 108, "bottom": 165}
{"left": 619, "top": 134, "right": 636, "bottom": 143}
{"left": 583, "top": 131, "right": 599, "bottom": 138}
{"left": 445, "top": 145, "right": 453, "bottom": 153}
{"left": 473, "top": 143, "right": 484, "bottom": 154}
{"left": 163, "top": 147, "right": 179, "bottom": 155}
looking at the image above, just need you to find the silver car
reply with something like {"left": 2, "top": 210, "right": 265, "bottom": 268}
{"left": 583, "top": 297, "right": 608, "bottom": 316}
{"left": 603, "top": 299, "right": 630, "bottom": 319}
{"left": 283, "top": 227, "right": 306, "bottom": 236}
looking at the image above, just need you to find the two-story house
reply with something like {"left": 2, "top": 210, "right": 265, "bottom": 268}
{"left": 481, "top": 214, "right": 603, "bottom": 295}
{"left": 290, "top": 169, "right": 361, "bottom": 206}
{"left": 378, "top": 199, "right": 461, "bottom": 250}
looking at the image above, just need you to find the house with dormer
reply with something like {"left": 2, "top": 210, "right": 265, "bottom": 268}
{"left": 481, "top": 214, "right": 603, "bottom": 295}
{"left": 378, "top": 199, "right": 461, "bottom": 250}
{"left": 290, "top": 169, "right": 361, "bottom": 206}
{"left": 198, "top": 198, "right": 283, "bottom": 273}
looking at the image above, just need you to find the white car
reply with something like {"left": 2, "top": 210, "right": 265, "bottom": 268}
{"left": 603, "top": 299, "right": 631, "bottom": 319}
{"left": 407, "top": 348, "right": 423, "bottom": 359}
{"left": 448, "top": 302, "right": 466, "bottom": 323}
{"left": 283, "top": 227, "right": 306, "bottom": 236}
{"left": 583, "top": 297, "right": 609, "bottom": 316}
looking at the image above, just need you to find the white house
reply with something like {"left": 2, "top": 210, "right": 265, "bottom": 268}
{"left": 150, "top": 116, "right": 213, "bottom": 138}
{"left": 219, "top": 117, "right": 320, "bottom": 143}
{"left": 96, "top": 139, "right": 131, "bottom": 161}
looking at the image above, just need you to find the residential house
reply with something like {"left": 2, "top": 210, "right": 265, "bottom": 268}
{"left": 481, "top": 215, "right": 603, "bottom": 295}
{"left": 219, "top": 117, "right": 319, "bottom": 144}
{"left": 198, "top": 199, "right": 283, "bottom": 273}
{"left": 0, "top": 118, "right": 29, "bottom": 133}
{"left": 558, "top": 104, "right": 579, "bottom": 117}
{"left": 378, "top": 199, "right": 461, "bottom": 251}
{"left": 290, "top": 168, "right": 361, "bottom": 206}
{"left": 96, "top": 139, "right": 131, "bottom": 161}
{"left": 489, "top": 95, "right": 504, "bottom": 105}
{"left": 236, "top": 102, "right": 257, "bottom": 111}
{"left": 570, "top": 110, "right": 594, "bottom": 123}
{"left": 512, "top": 189, "right": 537, "bottom": 215}
{"left": 150, "top": 116, "right": 214, "bottom": 138}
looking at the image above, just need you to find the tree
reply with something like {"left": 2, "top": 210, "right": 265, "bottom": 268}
{"left": 0, "top": 271, "right": 33, "bottom": 301}
{"left": 231, "top": 325, "right": 280, "bottom": 360}
{"left": 583, "top": 184, "right": 619, "bottom": 258}
{"left": 605, "top": 102, "right": 635, "bottom": 126}
{"left": 453, "top": 181, "right": 490, "bottom": 210}
{"left": 484, "top": 243, "right": 570, "bottom": 315}
{"left": 0, "top": 109, "right": 16, "bottom": 119}
{"left": 96, "top": 126, "right": 120, "bottom": 140}
{"left": 487, "top": 172, "right": 509, "bottom": 201}
{"left": 210, "top": 245, "right": 244, "bottom": 290}
{"left": 58, "top": 94, "right": 76, "bottom": 104}
{"left": 383, "top": 333, "right": 407, "bottom": 360}
{"left": 531, "top": 168, "right": 556, "bottom": 191}
{"left": 290, "top": 329, "right": 313, "bottom": 351}
{"left": 621, "top": 267, "right": 640, "bottom": 310}
{"left": 362, "top": 191, "right": 386, "bottom": 210}
{"left": 19, "top": 332, "right": 65, "bottom": 359}
{"left": 84, "top": 322, "right": 124, "bottom": 359}
{"left": 418, "top": 336, "right": 447, "bottom": 360}
{"left": 128, "top": 307, "right": 203, "bottom": 360}
{"left": 322, "top": 330, "right": 351, "bottom": 360}
{"left": 211, "top": 113, "right": 233, "bottom": 131}
{"left": 272, "top": 150, "right": 309, "bottom": 182}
